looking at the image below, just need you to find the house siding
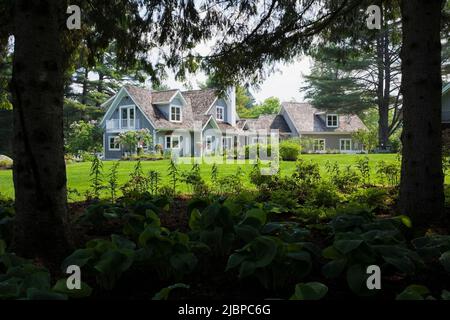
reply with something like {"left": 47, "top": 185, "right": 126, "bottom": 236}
{"left": 103, "top": 95, "right": 155, "bottom": 159}
{"left": 301, "top": 133, "right": 363, "bottom": 152}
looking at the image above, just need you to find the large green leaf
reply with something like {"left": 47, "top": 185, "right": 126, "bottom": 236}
{"left": 94, "top": 249, "right": 134, "bottom": 275}
{"left": 170, "top": 252, "right": 198, "bottom": 273}
{"left": 26, "top": 288, "right": 67, "bottom": 300}
{"left": 439, "top": 251, "right": 450, "bottom": 272}
{"left": 290, "top": 282, "right": 328, "bottom": 300}
{"left": 152, "top": 283, "right": 189, "bottom": 300}
{"left": 61, "top": 248, "right": 95, "bottom": 270}
{"left": 346, "top": 264, "right": 374, "bottom": 296}
{"left": 244, "top": 208, "right": 267, "bottom": 225}
{"left": 396, "top": 285, "right": 430, "bottom": 300}
{"left": 322, "top": 259, "right": 347, "bottom": 279}
{"left": 0, "top": 277, "right": 21, "bottom": 298}
{"left": 226, "top": 253, "right": 247, "bottom": 271}
{"left": 188, "top": 208, "right": 202, "bottom": 230}
{"left": 334, "top": 239, "right": 363, "bottom": 255}
{"left": 52, "top": 279, "right": 93, "bottom": 298}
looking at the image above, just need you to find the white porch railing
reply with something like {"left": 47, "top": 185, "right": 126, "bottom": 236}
{"left": 106, "top": 119, "right": 140, "bottom": 131}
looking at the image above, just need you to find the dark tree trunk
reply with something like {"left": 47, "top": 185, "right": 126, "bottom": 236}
{"left": 399, "top": 0, "right": 444, "bottom": 228}
{"left": 11, "top": 0, "right": 72, "bottom": 262}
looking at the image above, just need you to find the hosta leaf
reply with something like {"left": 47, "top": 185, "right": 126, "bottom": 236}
{"left": 290, "top": 282, "right": 328, "bottom": 300}
{"left": 94, "top": 249, "right": 134, "bottom": 275}
{"left": 396, "top": 285, "right": 430, "bottom": 300}
{"left": 52, "top": 279, "right": 93, "bottom": 298}
{"left": 334, "top": 239, "right": 363, "bottom": 254}
{"left": 244, "top": 208, "right": 267, "bottom": 225}
{"left": 26, "top": 288, "right": 67, "bottom": 300}
{"left": 61, "top": 248, "right": 95, "bottom": 271}
{"left": 188, "top": 209, "right": 202, "bottom": 230}
{"left": 239, "top": 261, "right": 256, "bottom": 278}
{"left": 441, "top": 290, "right": 450, "bottom": 300}
{"left": 226, "top": 253, "right": 247, "bottom": 271}
{"left": 346, "top": 264, "right": 374, "bottom": 296}
{"left": 322, "top": 259, "right": 347, "bottom": 279}
{"left": 439, "top": 251, "right": 450, "bottom": 272}
{"left": 235, "top": 224, "right": 260, "bottom": 242}
{"left": 153, "top": 283, "right": 189, "bottom": 300}
{"left": 0, "top": 277, "right": 21, "bottom": 298}
{"left": 252, "top": 236, "right": 278, "bottom": 268}
{"left": 111, "top": 234, "right": 136, "bottom": 250}
{"left": 170, "top": 253, "right": 198, "bottom": 273}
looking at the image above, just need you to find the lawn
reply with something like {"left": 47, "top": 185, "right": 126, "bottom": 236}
{"left": 0, "top": 153, "right": 447, "bottom": 201}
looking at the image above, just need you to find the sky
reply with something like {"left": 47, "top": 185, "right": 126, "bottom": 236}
{"left": 163, "top": 56, "right": 312, "bottom": 104}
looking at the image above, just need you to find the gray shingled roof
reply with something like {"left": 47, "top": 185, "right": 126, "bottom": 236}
{"left": 182, "top": 89, "right": 217, "bottom": 114}
{"left": 125, "top": 85, "right": 195, "bottom": 130}
{"left": 245, "top": 114, "right": 291, "bottom": 134}
{"left": 151, "top": 89, "right": 179, "bottom": 104}
{"left": 281, "top": 102, "right": 366, "bottom": 133}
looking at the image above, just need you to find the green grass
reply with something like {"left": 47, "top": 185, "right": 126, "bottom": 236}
{"left": 0, "top": 154, "right": 448, "bottom": 201}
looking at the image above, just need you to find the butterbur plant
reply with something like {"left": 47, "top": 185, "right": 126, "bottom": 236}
{"left": 168, "top": 159, "right": 179, "bottom": 196}
{"left": 89, "top": 156, "right": 104, "bottom": 199}
{"left": 356, "top": 156, "right": 370, "bottom": 185}
{"left": 108, "top": 162, "right": 120, "bottom": 202}
{"left": 149, "top": 170, "right": 161, "bottom": 195}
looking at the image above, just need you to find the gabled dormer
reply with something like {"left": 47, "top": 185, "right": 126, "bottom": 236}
{"left": 325, "top": 114, "right": 339, "bottom": 128}
{"left": 151, "top": 89, "right": 188, "bottom": 123}
{"left": 204, "top": 86, "right": 237, "bottom": 126}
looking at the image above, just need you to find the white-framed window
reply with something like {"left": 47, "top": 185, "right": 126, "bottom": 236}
{"left": 326, "top": 114, "right": 338, "bottom": 127}
{"left": 340, "top": 139, "right": 352, "bottom": 152}
{"left": 170, "top": 106, "right": 182, "bottom": 122}
{"left": 222, "top": 136, "right": 232, "bottom": 150}
{"left": 313, "top": 139, "right": 326, "bottom": 152}
{"left": 165, "top": 135, "right": 181, "bottom": 149}
{"left": 216, "top": 106, "right": 224, "bottom": 121}
{"left": 120, "top": 105, "right": 135, "bottom": 129}
{"left": 109, "top": 136, "right": 120, "bottom": 151}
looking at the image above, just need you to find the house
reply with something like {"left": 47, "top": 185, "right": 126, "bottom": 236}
{"left": 99, "top": 85, "right": 242, "bottom": 159}
{"left": 279, "top": 102, "right": 367, "bottom": 153}
{"left": 443, "top": 83, "right": 450, "bottom": 130}
{"left": 99, "top": 86, "right": 367, "bottom": 159}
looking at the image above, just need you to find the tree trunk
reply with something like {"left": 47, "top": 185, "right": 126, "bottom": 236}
{"left": 399, "top": 0, "right": 444, "bottom": 228}
{"left": 11, "top": 0, "right": 72, "bottom": 262}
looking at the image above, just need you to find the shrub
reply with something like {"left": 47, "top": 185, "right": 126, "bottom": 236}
{"left": 244, "top": 144, "right": 272, "bottom": 159}
{"left": 0, "top": 155, "right": 12, "bottom": 169}
{"left": 279, "top": 140, "right": 301, "bottom": 161}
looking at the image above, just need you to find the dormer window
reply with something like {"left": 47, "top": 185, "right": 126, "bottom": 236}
{"left": 170, "top": 106, "right": 182, "bottom": 122}
{"left": 326, "top": 114, "right": 338, "bottom": 127}
{"left": 216, "top": 106, "right": 224, "bottom": 121}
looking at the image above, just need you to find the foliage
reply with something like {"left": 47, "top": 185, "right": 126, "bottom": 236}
{"left": 352, "top": 129, "right": 378, "bottom": 153}
{"left": 376, "top": 160, "right": 400, "bottom": 186}
{"left": 355, "top": 156, "right": 371, "bottom": 185}
{"left": 290, "top": 282, "right": 328, "bottom": 300}
{"left": 0, "top": 253, "right": 91, "bottom": 300}
{"left": 107, "top": 162, "right": 120, "bottom": 203}
{"left": 88, "top": 156, "right": 105, "bottom": 199}
{"left": 279, "top": 140, "right": 302, "bottom": 161}
{"left": 120, "top": 161, "right": 150, "bottom": 199}
{"left": 118, "top": 129, "right": 152, "bottom": 155}
{"left": 66, "top": 120, "right": 103, "bottom": 155}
